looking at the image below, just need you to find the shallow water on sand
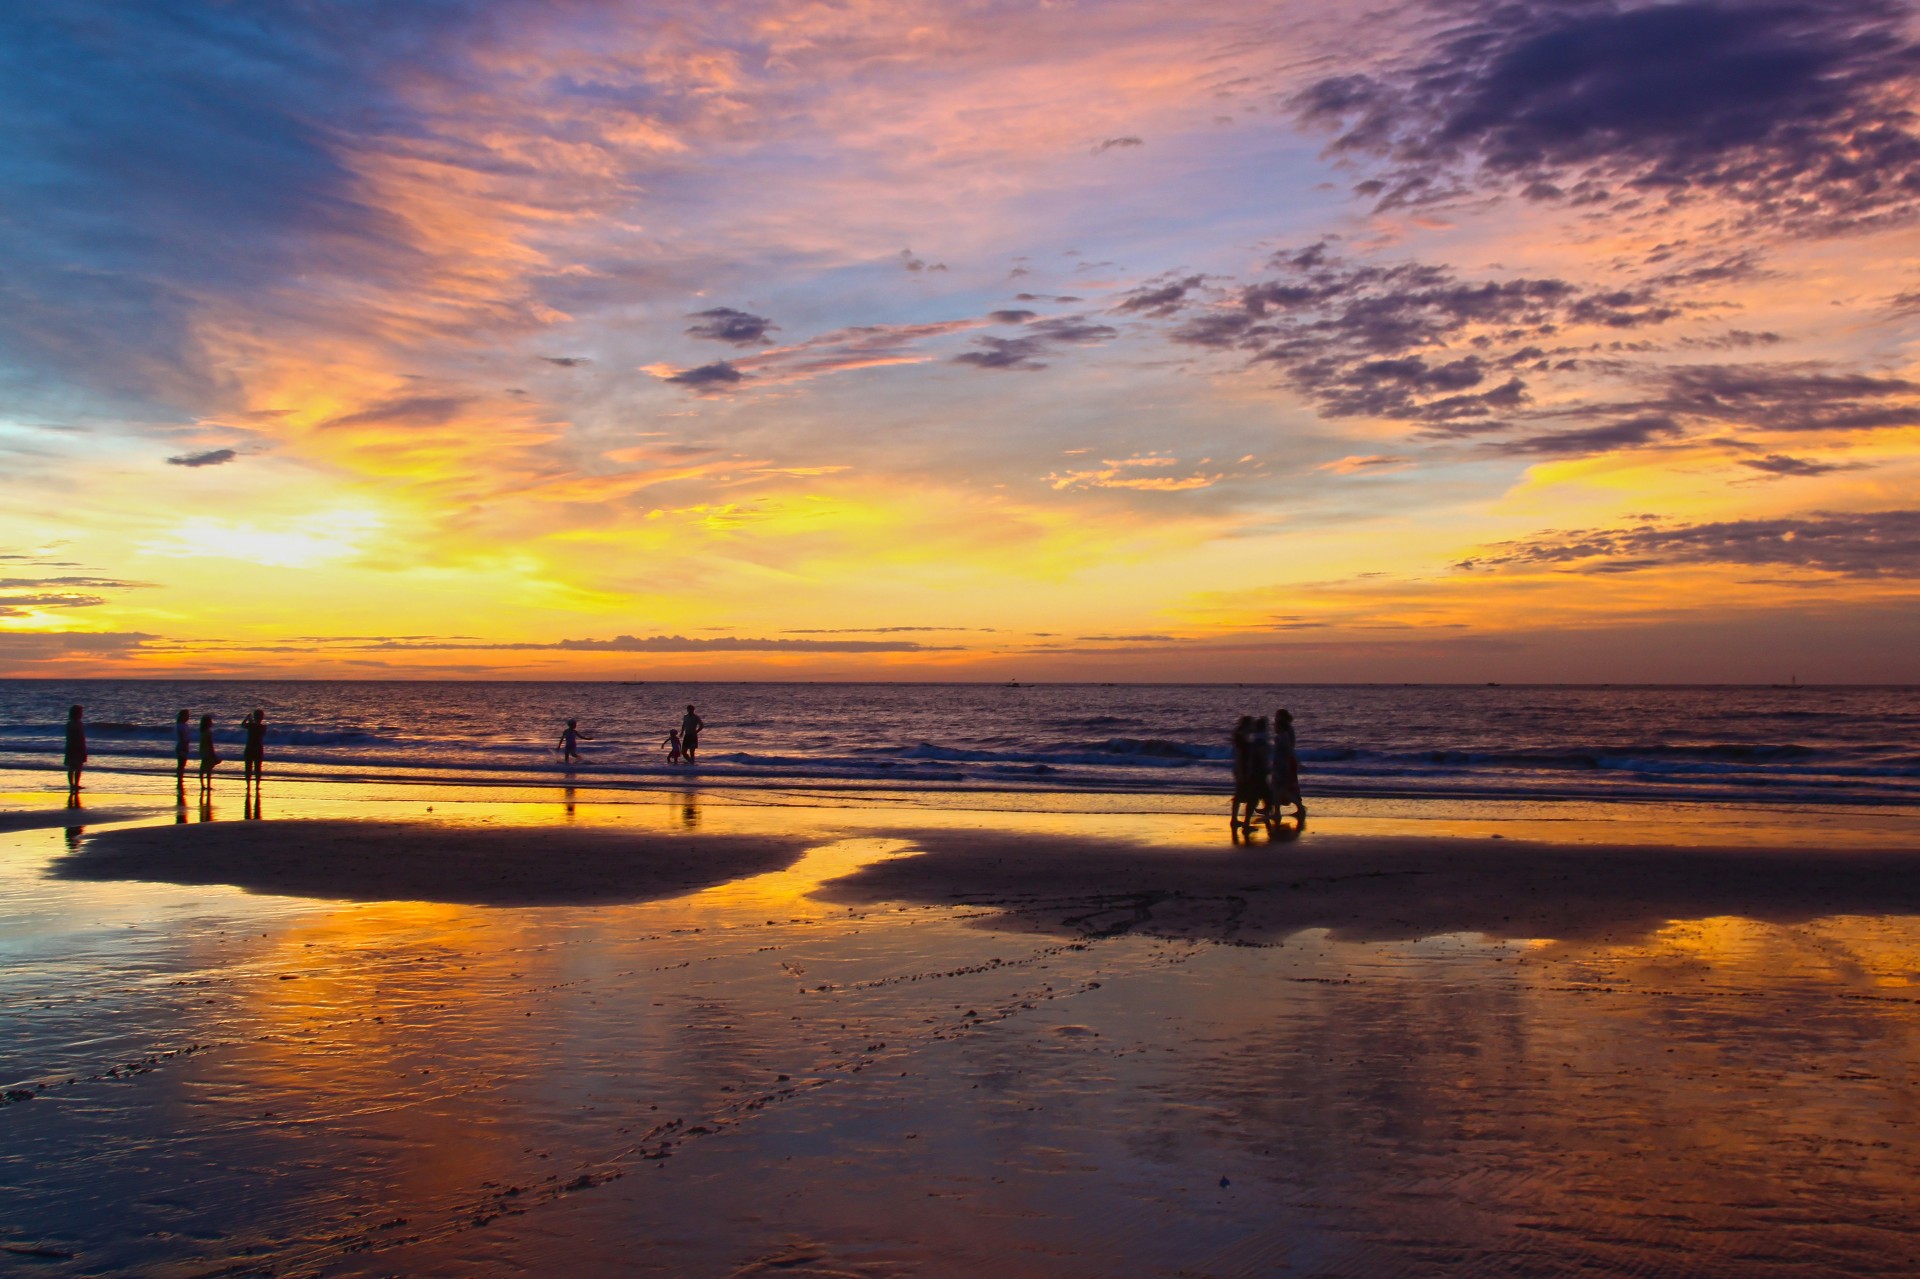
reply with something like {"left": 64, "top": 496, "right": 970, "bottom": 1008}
{"left": 4, "top": 782, "right": 1920, "bottom": 1276}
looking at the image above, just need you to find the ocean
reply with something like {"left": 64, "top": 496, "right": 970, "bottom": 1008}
{"left": 3, "top": 680, "right": 1916, "bottom": 807}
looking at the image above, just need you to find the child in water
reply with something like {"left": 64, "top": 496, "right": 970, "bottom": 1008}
{"left": 558, "top": 719, "right": 586, "bottom": 765}
{"left": 174, "top": 709, "right": 191, "bottom": 782}
{"left": 662, "top": 728, "right": 683, "bottom": 764}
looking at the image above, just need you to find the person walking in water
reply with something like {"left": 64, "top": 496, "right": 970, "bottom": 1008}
{"left": 1271, "top": 707, "right": 1304, "bottom": 820}
{"left": 680, "top": 705, "right": 705, "bottom": 763}
{"left": 174, "top": 709, "right": 192, "bottom": 783}
{"left": 558, "top": 718, "right": 585, "bottom": 765}
{"left": 197, "top": 714, "right": 221, "bottom": 791}
{"left": 242, "top": 709, "right": 266, "bottom": 785}
{"left": 63, "top": 705, "right": 86, "bottom": 793}
{"left": 662, "top": 728, "right": 683, "bottom": 764}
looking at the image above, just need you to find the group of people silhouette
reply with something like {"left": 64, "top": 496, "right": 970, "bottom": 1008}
{"left": 1230, "top": 707, "right": 1305, "bottom": 830}
{"left": 173, "top": 707, "right": 267, "bottom": 793}
{"left": 53, "top": 701, "right": 1296, "bottom": 828}
{"left": 557, "top": 704, "right": 705, "bottom": 768}
{"left": 62, "top": 704, "right": 267, "bottom": 800}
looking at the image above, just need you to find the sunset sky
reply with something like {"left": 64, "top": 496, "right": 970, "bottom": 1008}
{"left": 4, "top": 0, "right": 1918, "bottom": 681}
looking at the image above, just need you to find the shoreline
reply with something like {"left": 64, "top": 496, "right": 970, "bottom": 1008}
{"left": 7, "top": 755, "right": 1920, "bottom": 816}
{"left": 8, "top": 764, "right": 1920, "bottom": 849}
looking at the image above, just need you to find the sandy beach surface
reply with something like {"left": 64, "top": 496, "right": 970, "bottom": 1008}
{"left": 4, "top": 775, "right": 1920, "bottom": 1276}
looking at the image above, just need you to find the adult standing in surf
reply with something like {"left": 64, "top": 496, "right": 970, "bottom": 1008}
{"left": 63, "top": 704, "right": 86, "bottom": 793}
{"left": 174, "top": 709, "right": 192, "bottom": 784}
{"left": 242, "top": 709, "right": 266, "bottom": 785}
{"left": 680, "top": 704, "right": 704, "bottom": 763}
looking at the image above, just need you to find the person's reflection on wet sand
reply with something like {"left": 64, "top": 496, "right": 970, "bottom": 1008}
{"left": 245, "top": 784, "right": 263, "bottom": 821}
{"left": 175, "top": 777, "right": 188, "bottom": 823}
{"left": 674, "top": 789, "right": 700, "bottom": 830}
{"left": 199, "top": 793, "right": 215, "bottom": 823}
{"left": 563, "top": 785, "right": 577, "bottom": 822}
{"left": 1232, "top": 810, "right": 1305, "bottom": 846}
{"left": 63, "top": 791, "right": 84, "bottom": 851}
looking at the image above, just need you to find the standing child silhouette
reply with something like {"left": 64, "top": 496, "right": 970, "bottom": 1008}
{"left": 197, "top": 714, "right": 220, "bottom": 791}
{"left": 63, "top": 705, "right": 86, "bottom": 792}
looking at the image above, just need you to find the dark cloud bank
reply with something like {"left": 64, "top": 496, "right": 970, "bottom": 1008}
{"left": 306, "top": 634, "right": 949, "bottom": 654}
{"left": 1457, "top": 509, "right": 1920, "bottom": 576}
{"left": 1293, "top": 0, "right": 1920, "bottom": 233}
{"left": 1140, "top": 236, "right": 1920, "bottom": 456}
{"left": 1156, "top": 241, "right": 1681, "bottom": 430}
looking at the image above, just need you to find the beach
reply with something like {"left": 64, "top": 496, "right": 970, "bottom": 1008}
{"left": 5, "top": 771, "right": 1920, "bottom": 1276}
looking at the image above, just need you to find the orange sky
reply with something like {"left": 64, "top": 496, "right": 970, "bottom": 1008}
{"left": 3, "top": 0, "right": 1918, "bottom": 681}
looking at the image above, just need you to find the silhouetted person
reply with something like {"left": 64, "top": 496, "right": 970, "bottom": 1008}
{"left": 243, "top": 709, "right": 265, "bottom": 785}
{"left": 662, "top": 728, "right": 683, "bottom": 764}
{"left": 63, "top": 704, "right": 86, "bottom": 792}
{"left": 1271, "top": 707, "right": 1304, "bottom": 819}
{"left": 198, "top": 714, "right": 221, "bottom": 790}
{"left": 558, "top": 718, "right": 583, "bottom": 765}
{"left": 1230, "top": 715, "right": 1258, "bottom": 828}
{"left": 1249, "top": 715, "right": 1274, "bottom": 821}
{"left": 174, "top": 709, "right": 191, "bottom": 782}
{"left": 680, "top": 705, "right": 704, "bottom": 762}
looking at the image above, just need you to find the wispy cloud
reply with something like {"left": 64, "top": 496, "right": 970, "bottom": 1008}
{"left": 1047, "top": 454, "right": 1223, "bottom": 492}
{"left": 166, "top": 447, "right": 237, "bottom": 467}
{"left": 1456, "top": 510, "right": 1920, "bottom": 578}
{"left": 1738, "top": 452, "right": 1870, "bottom": 478}
{"left": 953, "top": 315, "right": 1119, "bottom": 371}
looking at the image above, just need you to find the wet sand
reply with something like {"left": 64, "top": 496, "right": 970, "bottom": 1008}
{"left": 55, "top": 816, "right": 1920, "bottom": 942}
{"left": 819, "top": 827, "right": 1920, "bottom": 945}
{"left": 0, "top": 806, "right": 143, "bottom": 835}
{"left": 5, "top": 783, "right": 1920, "bottom": 1276}
{"left": 59, "top": 818, "right": 817, "bottom": 906}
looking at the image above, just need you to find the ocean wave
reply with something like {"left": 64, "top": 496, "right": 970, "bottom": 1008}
{"left": 4, "top": 680, "right": 1918, "bottom": 806}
